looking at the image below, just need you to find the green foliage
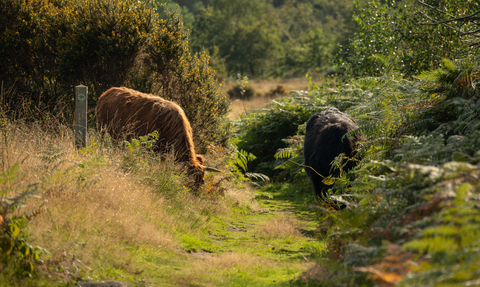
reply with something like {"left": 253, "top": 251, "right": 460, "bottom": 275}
{"left": 417, "top": 58, "right": 478, "bottom": 100}
{"left": 227, "top": 85, "right": 257, "bottom": 101}
{"left": 0, "top": 0, "right": 152, "bottom": 110}
{"left": 0, "top": 163, "right": 42, "bottom": 277}
{"left": 296, "top": 55, "right": 480, "bottom": 285}
{"left": 399, "top": 177, "right": 480, "bottom": 286}
{"left": 0, "top": 0, "right": 228, "bottom": 149}
{"left": 337, "top": 0, "right": 480, "bottom": 78}
{"left": 189, "top": 0, "right": 368, "bottom": 77}
{"left": 76, "top": 141, "right": 110, "bottom": 189}
{"left": 236, "top": 72, "right": 423, "bottom": 178}
{"left": 233, "top": 94, "right": 318, "bottom": 176}
{"left": 35, "top": 144, "right": 69, "bottom": 174}
{"left": 274, "top": 135, "right": 306, "bottom": 182}
{"left": 190, "top": 0, "right": 282, "bottom": 76}
{"left": 232, "top": 77, "right": 326, "bottom": 177}
{"left": 225, "top": 139, "right": 270, "bottom": 184}
{"left": 120, "top": 131, "right": 186, "bottom": 193}
{"left": 34, "top": 141, "right": 109, "bottom": 191}
{"left": 122, "top": 131, "right": 159, "bottom": 174}
{"left": 229, "top": 149, "right": 256, "bottom": 175}
{"left": 224, "top": 53, "right": 480, "bottom": 284}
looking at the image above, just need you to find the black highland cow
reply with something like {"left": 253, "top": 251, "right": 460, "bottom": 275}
{"left": 304, "top": 107, "right": 360, "bottom": 200}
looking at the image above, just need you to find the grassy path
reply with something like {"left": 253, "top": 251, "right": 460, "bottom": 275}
{"left": 2, "top": 124, "right": 323, "bottom": 287}
{"left": 132, "top": 185, "right": 323, "bottom": 286}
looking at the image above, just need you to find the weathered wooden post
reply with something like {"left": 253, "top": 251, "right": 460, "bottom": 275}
{"left": 75, "top": 85, "right": 88, "bottom": 148}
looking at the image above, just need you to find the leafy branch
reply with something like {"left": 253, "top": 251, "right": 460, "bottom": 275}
{"left": 414, "top": 0, "right": 480, "bottom": 46}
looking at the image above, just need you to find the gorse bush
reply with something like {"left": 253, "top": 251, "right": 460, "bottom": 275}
{"left": 0, "top": 0, "right": 152, "bottom": 108}
{"left": 0, "top": 0, "right": 228, "bottom": 149}
{"left": 227, "top": 85, "right": 257, "bottom": 100}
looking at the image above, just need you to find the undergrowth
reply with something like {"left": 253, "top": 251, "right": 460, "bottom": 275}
{"left": 0, "top": 114, "right": 260, "bottom": 286}
{"left": 276, "top": 56, "right": 480, "bottom": 285}
{"left": 227, "top": 54, "right": 480, "bottom": 285}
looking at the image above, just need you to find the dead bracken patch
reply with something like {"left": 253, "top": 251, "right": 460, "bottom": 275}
{"left": 194, "top": 252, "right": 269, "bottom": 271}
{"left": 254, "top": 216, "right": 304, "bottom": 239}
{"left": 297, "top": 263, "right": 335, "bottom": 285}
{"left": 354, "top": 242, "right": 423, "bottom": 287}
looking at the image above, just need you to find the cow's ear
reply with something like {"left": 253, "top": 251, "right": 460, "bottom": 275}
{"left": 196, "top": 155, "right": 204, "bottom": 164}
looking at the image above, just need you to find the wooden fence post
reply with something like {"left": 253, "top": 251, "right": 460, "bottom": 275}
{"left": 75, "top": 85, "right": 88, "bottom": 148}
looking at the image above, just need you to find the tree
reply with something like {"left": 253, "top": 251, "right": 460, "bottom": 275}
{"left": 190, "top": 0, "right": 283, "bottom": 76}
{"left": 228, "top": 22, "right": 283, "bottom": 76}
{"left": 189, "top": 0, "right": 369, "bottom": 77}
{"left": 337, "top": 0, "right": 480, "bottom": 78}
{"left": 413, "top": 0, "right": 480, "bottom": 47}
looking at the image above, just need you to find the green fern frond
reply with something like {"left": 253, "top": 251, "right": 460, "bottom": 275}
{"left": 35, "top": 144, "right": 69, "bottom": 174}
{"left": 274, "top": 148, "right": 296, "bottom": 160}
{"left": 396, "top": 118, "right": 435, "bottom": 136}
{"left": 354, "top": 122, "right": 385, "bottom": 137}
{"left": 245, "top": 172, "right": 270, "bottom": 182}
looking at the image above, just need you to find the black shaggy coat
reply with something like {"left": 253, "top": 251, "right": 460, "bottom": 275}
{"left": 303, "top": 107, "right": 360, "bottom": 200}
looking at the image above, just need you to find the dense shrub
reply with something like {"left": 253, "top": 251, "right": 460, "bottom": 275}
{"left": 0, "top": 0, "right": 228, "bottom": 149}
{"left": 263, "top": 85, "right": 289, "bottom": 98}
{"left": 144, "top": 9, "right": 229, "bottom": 148}
{"left": 0, "top": 0, "right": 152, "bottom": 110}
{"left": 233, "top": 89, "right": 326, "bottom": 176}
{"left": 227, "top": 84, "right": 258, "bottom": 100}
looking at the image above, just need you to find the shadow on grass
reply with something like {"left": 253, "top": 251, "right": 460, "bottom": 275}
{"left": 256, "top": 182, "right": 319, "bottom": 218}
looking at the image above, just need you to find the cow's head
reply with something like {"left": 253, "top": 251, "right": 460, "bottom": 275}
{"left": 187, "top": 156, "right": 221, "bottom": 188}
{"left": 188, "top": 164, "right": 206, "bottom": 187}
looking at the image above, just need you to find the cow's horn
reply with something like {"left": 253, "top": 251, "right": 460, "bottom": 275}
{"left": 204, "top": 166, "right": 221, "bottom": 172}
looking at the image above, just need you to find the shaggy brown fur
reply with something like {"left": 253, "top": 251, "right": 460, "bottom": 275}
{"left": 97, "top": 87, "right": 211, "bottom": 186}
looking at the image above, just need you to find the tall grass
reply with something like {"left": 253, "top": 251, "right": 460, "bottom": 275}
{"left": 0, "top": 111, "right": 256, "bottom": 285}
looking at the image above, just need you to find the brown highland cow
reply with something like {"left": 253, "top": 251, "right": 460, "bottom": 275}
{"left": 96, "top": 87, "right": 219, "bottom": 187}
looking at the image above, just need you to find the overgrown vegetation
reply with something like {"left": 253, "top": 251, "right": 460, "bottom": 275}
{"left": 0, "top": 113, "right": 325, "bottom": 286}
{"left": 160, "top": 0, "right": 369, "bottom": 78}
{"left": 229, "top": 0, "right": 480, "bottom": 284}
{"left": 3, "top": 0, "right": 480, "bottom": 286}
{"left": 234, "top": 56, "right": 480, "bottom": 286}
{"left": 337, "top": 0, "right": 480, "bottom": 78}
{"left": 0, "top": 163, "right": 42, "bottom": 279}
{"left": 0, "top": 0, "right": 229, "bottom": 149}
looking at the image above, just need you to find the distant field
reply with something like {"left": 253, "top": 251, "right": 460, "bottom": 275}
{"left": 223, "top": 77, "right": 322, "bottom": 118}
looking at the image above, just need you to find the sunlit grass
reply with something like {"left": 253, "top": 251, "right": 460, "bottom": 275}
{"left": 255, "top": 217, "right": 303, "bottom": 240}
{"left": 0, "top": 118, "right": 322, "bottom": 286}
